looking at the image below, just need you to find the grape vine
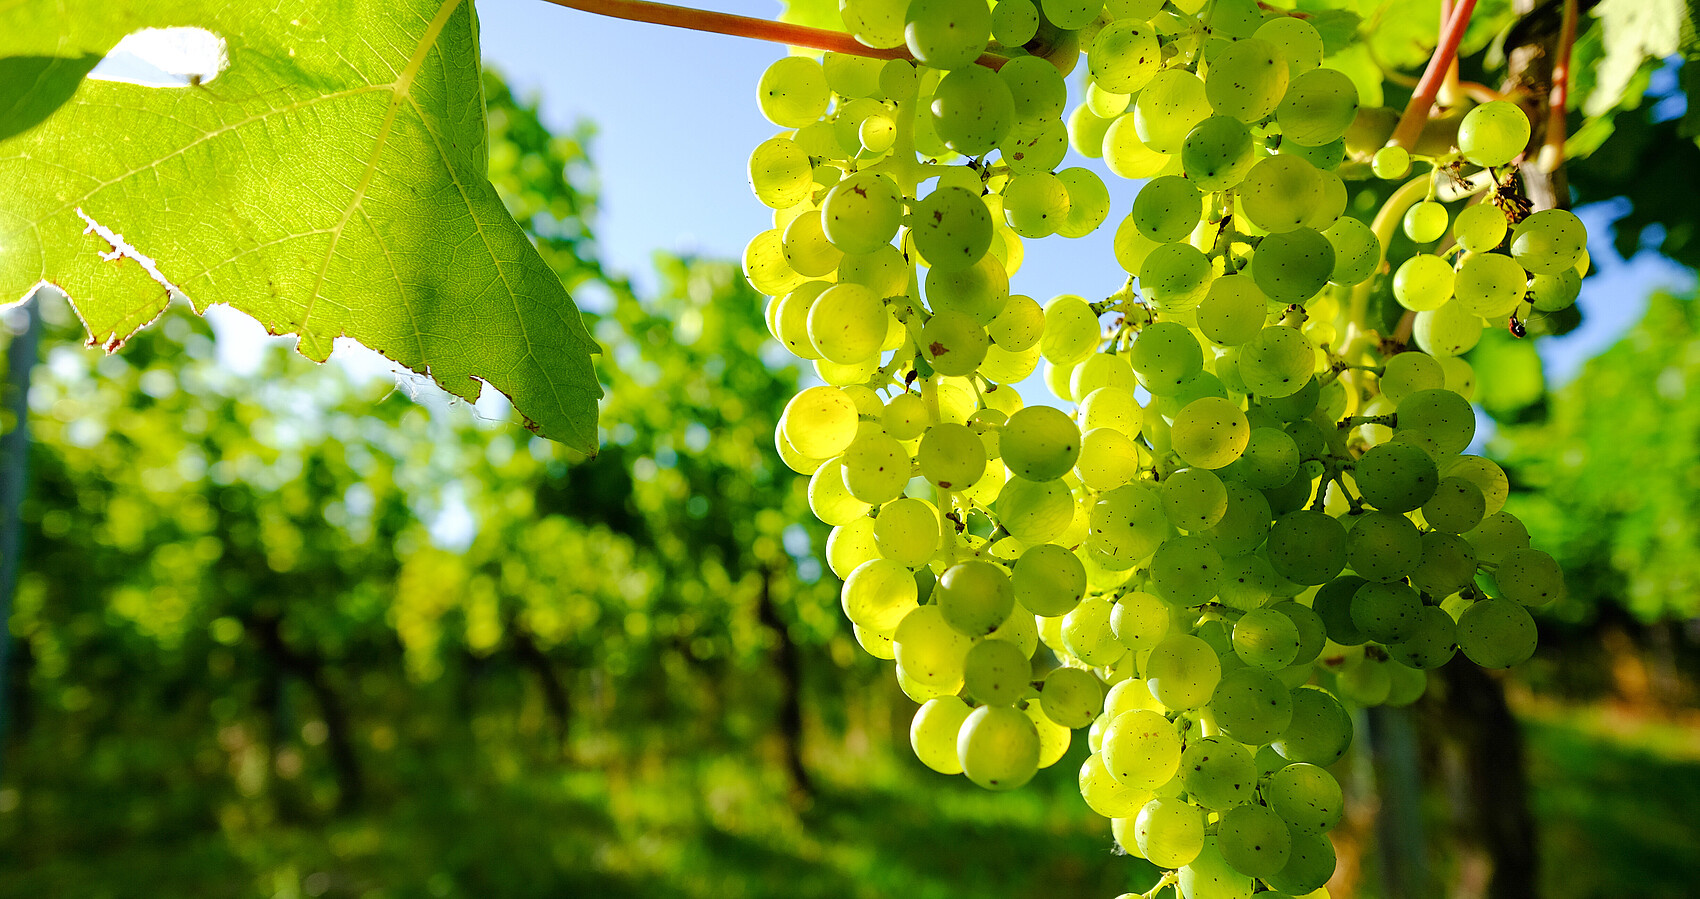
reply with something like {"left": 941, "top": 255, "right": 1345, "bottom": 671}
{"left": 732, "top": 0, "right": 1583, "bottom": 895}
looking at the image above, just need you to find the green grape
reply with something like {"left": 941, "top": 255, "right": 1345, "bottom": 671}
{"left": 1107, "top": 0, "right": 1164, "bottom": 17}
{"left": 905, "top": 0, "right": 992, "bottom": 70}
{"left": 1372, "top": 144, "right": 1410, "bottom": 178}
{"left": 1379, "top": 352, "right": 1444, "bottom": 406}
{"left": 1443, "top": 454, "right": 1510, "bottom": 515}
{"left": 1456, "top": 599, "right": 1537, "bottom": 668}
{"left": 874, "top": 498, "right": 941, "bottom": 569}
{"left": 1041, "top": 0, "right": 1102, "bottom": 29}
{"left": 1350, "top": 580, "right": 1421, "bottom": 643}
{"left": 998, "top": 54, "right": 1067, "bottom": 125}
{"left": 1080, "top": 385, "right": 1144, "bottom": 436}
{"left": 911, "top": 696, "right": 972, "bottom": 774}
{"left": 774, "top": 281, "right": 831, "bottom": 360}
{"left": 1057, "top": 167, "right": 1113, "bottom": 238}
{"left": 1250, "top": 227, "right": 1335, "bottom": 304}
{"left": 918, "top": 421, "right": 987, "bottom": 489}
{"left": 986, "top": 294, "right": 1043, "bottom": 352}
{"left": 1205, "top": 37, "right": 1288, "bottom": 124}
{"left": 781, "top": 385, "right": 859, "bottom": 459}
{"left": 782, "top": 210, "right": 842, "bottom": 277}
{"left": 931, "top": 65, "right": 1016, "bottom": 155}
{"left": 1082, "top": 752, "right": 1155, "bottom": 818}
{"left": 828, "top": 517, "right": 880, "bottom": 579}
{"left": 883, "top": 393, "right": 928, "bottom": 441}
{"left": 1323, "top": 215, "right": 1380, "bottom": 285}
{"left": 1402, "top": 200, "right": 1449, "bottom": 243}
{"left": 1495, "top": 548, "right": 1564, "bottom": 605}
{"left": 825, "top": 52, "right": 883, "bottom": 99}
{"left": 991, "top": 0, "right": 1040, "bottom": 46}
{"left": 810, "top": 457, "right": 872, "bottom": 525}
{"left": 1196, "top": 274, "right": 1268, "bottom": 346}
{"left": 1396, "top": 387, "right": 1476, "bottom": 455}
{"left": 1421, "top": 476, "right": 1485, "bottom": 533}
{"left": 748, "top": 137, "right": 814, "bottom": 210}
{"left": 988, "top": 599, "right": 1040, "bottom": 658}
{"left": 1453, "top": 202, "right": 1510, "bottom": 253}
{"left": 1181, "top": 115, "right": 1257, "bottom": 191}
{"left": 927, "top": 253, "right": 1010, "bottom": 323}
{"left": 1136, "top": 798, "right": 1206, "bottom": 868}
{"left": 1133, "top": 176, "right": 1205, "bottom": 244}
{"left": 920, "top": 310, "right": 990, "bottom": 376}
{"left": 1264, "top": 762, "right": 1342, "bottom": 835}
{"left": 1239, "top": 326, "right": 1316, "bottom": 399}
{"left": 1409, "top": 530, "right": 1477, "bottom": 599}
{"left": 1103, "top": 113, "right": 1174, "bottom": 179}
{"left": 1454, "top": 252, "right": 1528, "bottom": 318}
{"left": 1072, "top": 353, "right": 1136, "bottom": 400}
{"left": 858, "top": 622, "right": 899, "bottom": 660}
{"left": 1211, "top": 481, "right": 1273, "bottom": 556}
{"left": 1039, "top": 295, "right": 1102, "bottom": 364}
{"left": 1240, "top": 155, "right": 1325, "bottom": 233}
{"left": 894, "top": 604, "right": 974, "bottom": 690}
{"left": 1012, "top": 543, "right": 1086, "bottom": 616}
{"left": 1387, "top": 604, "right": 1458, "bottom": 669}
{"left": 1384, "top": 660, "right": 1429, "bottom": 706}
{"left": 1272, "top": 685, "right": 1351, "bottom": 765}
{"left": 1001, "top": 120, "right": 1070, "bottom": 173}
{"left": 1346, "top": 510, "right": 1422, "bottom": 583}
{"left": 840, "top": 243, "right": 909, "bottom": 298}
{"left": 1233, "top": 607, "right": 1301, "bottom": 670}
{"left": 1140, "top": 242, "right": 1214, "bottom": 312}
{"left": 1284, "top": 136, "right": 1347, "bottom": 172}
{"left": 1464, "top": 510, "right": 1531, "bottom": 564}
{"left": 1458, "top": 100, "right": 1531, "bottom": 168}
{"left": 1171, "top": 396, "right": 1251, "bottom": 469}
{"left": 1305, "top": 169, "right": 1349, "bottom": 230}
{"left": 912, "top": 186, "right": 993, "bottom": 272}
{"left": 842, "top": 558, "right": 920, "bottom": 635}
{"left": 1224, "top": 426, "right": 1299, "bottom": 490}
{"left": 963, "top": 638, "right": 1032, "bottom": 706}
{"left": 1132, "top": 321, "right": 1206, "bottom": 395}
{"left": 1090, "top": 19, "right": 1162, "bottom": 94}
{"left": 757, "top": 56, "right": 830, "bottom": 127}
{"left": 1001, "top": 406, "right": 1080, "bottom": 481}
{"left": 1529, "top": 268, "right": 1582, "bottom": 312}
{"left": 1266, "top": 510, "right": 1347, "bottom": 585}
{"left": 1216, "top": 803, "right": 1292, "bottom": 878}
{"left": 1001, "top": 476, "right": 1076, "bottom": 544}
{"left": 1078, "top": 427, "right": 1142, "bottom": 490}
{"left": 937, "top": 559, "right": 1016, "bottom": 636}
{"left": 1135, "top": 68, "right": 1211, "bottom": 154}
{"left": 776, "top": 426, "right": 828, "bottom": 475}
{"left": 842, "top": 429, "right": 912, "bottom": 503}
{"left": 1256, "top": 16, "right": 1324, "bottom": 76}
{"left": 958, "top": 704, "right": 1042, "bottom": 790}
{"left": 1150, "top": 534, "right": 1224, "bottom": 607}
{"left": 1105, "top": 669, "right": 1163, "bottom": 719}
{"left": 1144, "top": 633, "right": 1222, "bottom": 709}
{"left": 1161, "top": 467, "right": 1229, "bottom": 531}
{"left": 1181, "top": 840, "right": 1255, "bottom": 899}
{"left": 857, "top": 111, "right": 898, "bottom": 156}
{"left": 1217, "top": 552, "right": 1279, "bottom": 611}
{"left": 1355, "top": 442, "right": 1439, "bottom": 514}
{"left": 1086, "top": 81, "right": 1130, "bottom": 117}
{"left": 1070, "top": 103, "right": 1117, "bottom": 160}
{"left": 808, "top": 282, "right": 887, "bottom": 363}
{"left": 1413, "top": 300, "right": 1485, "bottom": 357}
{"left": 1275, "top": 66, "right": 1359, "bottom": 146}
{"left": 1510, "top": 208, "right": 1587, "bottom": 275}
{"left": 1111, "top": 590, "right": 1170, "bottom": 652}
{"left": 1063, "top": 595, "right": 1128, "bottom": 665}
{"left": 842, "top": 0, "right": 908, "bottom": 48}
{"left": 1207, "top": 667, "right": 1292, "bottom": 744}
{"left": 1180, "top": 736, "right": 1256, "bottom": 810}
{"left": 821, "top": 172, "right": 903, "bottom": 255}
{"left": 745, "top": 227, "right": 806, "bottom": 296}
{"left": 1264, "top": 831, "right": 1336, "bottom": 895}
{"left": 1039, "top": 666, "right": 1102, "bottom": 728}
{"left": 1313, "top": 575, "right": 1368, "bottom": 645}
{"left": 1102, "top": 708, "right": 1182, "bottom": 788}
{"left": 1003, "top": 172, "right": 1072, "bottom": 239}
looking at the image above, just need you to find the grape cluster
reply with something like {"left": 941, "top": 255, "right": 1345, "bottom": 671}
{"left": 747, "top": 0, "right": 1574, "bottom": 895}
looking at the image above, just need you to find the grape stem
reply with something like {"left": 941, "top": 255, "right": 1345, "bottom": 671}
{"left": 1537, "top": 0, "right": 1580, "bottom": 172}
{"left": 540, "top": 0, "right": 1011, "bottom": 69}
{"left": 1388, "top": 0, "right": 1480, "bottom": 150}
{"left": 1338, "top": 413, "right": 1397, "bottom": 430}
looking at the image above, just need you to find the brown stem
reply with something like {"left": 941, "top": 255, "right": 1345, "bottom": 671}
{"left": 1538, "top": 0, "right": 1579, "bottom": 171}
{"left": 541, "top": 0, "right": 1009, "bottom": 69}
{"left": 1390, "top": 0, "right": 1480, "bottom": 150}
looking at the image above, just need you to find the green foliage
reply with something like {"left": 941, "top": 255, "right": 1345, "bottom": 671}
{"left": 0, "top": 0, "right": 601, "bottom": 450}
{"left": 1497, "top": 291, "right": 1700, "bottom": 622}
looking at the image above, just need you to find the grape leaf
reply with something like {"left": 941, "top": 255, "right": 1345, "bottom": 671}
{"left": 0, "top": 0, "right": 603, "bottom": 452}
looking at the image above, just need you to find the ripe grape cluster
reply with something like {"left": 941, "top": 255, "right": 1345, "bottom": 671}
{"left": 746, "top": 0, "right": 1576, "bottom": 894}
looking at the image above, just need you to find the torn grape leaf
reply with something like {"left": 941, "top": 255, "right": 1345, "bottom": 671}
{"left": 0, "top": 0, "right": 602, "bottom": 452}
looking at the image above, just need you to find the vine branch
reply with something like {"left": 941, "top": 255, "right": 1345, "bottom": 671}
{"left": 1537, "top": 0, "right": 1579, "bottom": 171}
{"left": 542, "top": 0, "right": 1009, "bottom": 68}
{"left": 1389, "top": 0, "right": 1480, "bottom": 150}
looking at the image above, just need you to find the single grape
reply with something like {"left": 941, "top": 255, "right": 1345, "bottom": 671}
{"left": 1180, "top": 736, "right": 1257, "bottom": 810}
{"left": 1171, "top": 396, "right": 1251, "bottom": 469}
{"left": 1275, "top": 67, "right": 1359, "bottom": 146}
{"left": 1456, "top": 598, "right": 1538, "bottom": 668}
{"left": 906, "top": 0, "right": 992, "bottom": 71}
{"left": 1205, "top": 37, "right": 1289, "bottom": 124}
{"left": 1458, "top": 100, "right": 1531, "bottom": 168}
{"left": 1144, "top": 633, "right": 1222, "bottom": 710}
{"left": 936, "top": 559, "right": 1016, "bottom": 636}
{"left": 757, "top": 56, "right": 830, "bottom": 127}
{"left": 1453, "top": 202, "right": 1509, "bottom": 253}
{"left": 1403, "top": 200, "right": 1449, "bottom": 243}
{"left": 911, "top": 696, "right": 972, "bottom": 774}
{"left": 957, "top": 704, "right": 1041, "bottom": 790}
{"left": 1264, "top": 762, "right": 1343, "bottom": 835}
{"left": 931, "top": 65, "right": 1016, "bottom": 156}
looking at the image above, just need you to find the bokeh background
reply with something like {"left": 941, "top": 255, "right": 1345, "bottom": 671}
{"left": 2, "top": 2, "right": 1699, "bottom": 898}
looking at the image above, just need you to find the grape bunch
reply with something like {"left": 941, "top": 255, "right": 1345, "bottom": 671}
{"left": 746, "top": 0, "right": 1576, "bottom": 895}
